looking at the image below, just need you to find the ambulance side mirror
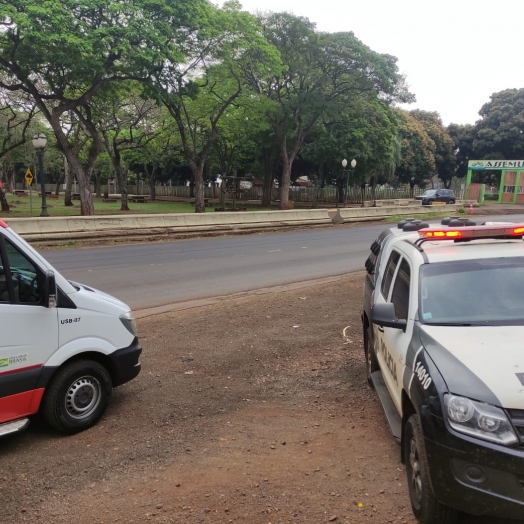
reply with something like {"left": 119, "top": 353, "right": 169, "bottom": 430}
{"left": 44, "top": 270, "right": 57, "bottom": 308}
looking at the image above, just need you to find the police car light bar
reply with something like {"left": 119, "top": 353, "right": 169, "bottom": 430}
{"left": 418, "top": 224, "right": 524, "bottom": 240}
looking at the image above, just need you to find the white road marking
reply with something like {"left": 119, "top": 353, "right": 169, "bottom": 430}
{"left": 268, "top": 249, "right": 281, "bottom": 252}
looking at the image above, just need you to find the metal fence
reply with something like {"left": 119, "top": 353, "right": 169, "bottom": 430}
{"left": 14, "top": 181, "right": 466, "bottom": 203}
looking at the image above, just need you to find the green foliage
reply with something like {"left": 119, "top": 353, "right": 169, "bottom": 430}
{"left": 410, "top": 110, "right": 456, "bottom": 186}
{"left": 394, "top": 110, "right": 436, "bottom": 185}
{"left": 246, "top": 12, "right": 414, "bottom": 207}
{"left": 0, "top": 0, "right": 210, "bottom": 214}
{"left": 447, "top": 123, "right": 475, "bottom": 177}
{"left": 473, "top": 89, "right": 524, "bottom": 159}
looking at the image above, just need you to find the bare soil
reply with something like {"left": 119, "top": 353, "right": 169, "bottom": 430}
{"left": 0, "top": 273, "right": 520, "bottom": 524}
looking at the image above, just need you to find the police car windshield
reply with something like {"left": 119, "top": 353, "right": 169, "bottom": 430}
{"left": 419, "top": 257, "right": 524, "bottom": 326}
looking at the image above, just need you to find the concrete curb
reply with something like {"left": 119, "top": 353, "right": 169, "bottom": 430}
{"left": 2, "top": 204, "right": 457, "bottom": 242}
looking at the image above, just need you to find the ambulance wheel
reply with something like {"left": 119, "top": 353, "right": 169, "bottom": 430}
{"left": 42, "top": 360, "right": 112, "bottom": 434}
{"left": 363, "top": 322, "right": 379, "bottom": 387}
{"left": 404, "top": 415, "right": 458, "bottom": 524}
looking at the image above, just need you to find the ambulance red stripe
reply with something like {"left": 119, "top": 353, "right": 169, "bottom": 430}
{"left": 0, "top": 389, "right": 45, "bottom": 424}
{"left": 0, "top": 364, "right": 42, "bottom": 377}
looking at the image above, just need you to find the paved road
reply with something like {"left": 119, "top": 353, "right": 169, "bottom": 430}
{"left": 42, "top": 214, "right": 524, "bottom": 310}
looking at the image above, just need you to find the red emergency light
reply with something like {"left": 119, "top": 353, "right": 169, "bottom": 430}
{"left": 418, "top": 224, "right": 524, "bottom": 241}
{"left": 0, "top": 219, "right": 7, "bottom": 228}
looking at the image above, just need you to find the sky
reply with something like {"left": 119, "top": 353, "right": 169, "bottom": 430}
{"left": 237, "top": 0, "right": 524, "bottom": 126}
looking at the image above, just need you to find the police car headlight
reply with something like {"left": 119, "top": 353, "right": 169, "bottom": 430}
{"left": 119, "top": 311, "right": 138, "bottom": 337}
{"left": 444, "top": 394, "right": 518, "bottom": 446}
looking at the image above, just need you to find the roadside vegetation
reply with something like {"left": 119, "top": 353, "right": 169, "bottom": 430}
{"left": 1, "top": 1, "right": 523, "bottom": 216}
{"left": 3, "top": 194, "right": 275, "bottom": 217}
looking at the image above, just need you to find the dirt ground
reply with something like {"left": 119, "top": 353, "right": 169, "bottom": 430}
{"left": 0, "top": 273, "right": 521, "bottom": 524}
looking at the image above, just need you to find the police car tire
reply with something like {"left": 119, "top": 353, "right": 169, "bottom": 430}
{"left": 42, "top": 360, "right": 112, "bottom": 434}
{"left": 404, "top": 415, "right": 458, "bottom": 524}
{"left": 364, "top": 324, "right": 379, "bottom": 387}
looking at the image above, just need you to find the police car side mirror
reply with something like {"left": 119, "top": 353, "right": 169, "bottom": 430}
{"left": 44, "top": 270, "right": 57, "bottom": 308}
{"left": 371, "top": 303, "right": 407, "bottom": 331}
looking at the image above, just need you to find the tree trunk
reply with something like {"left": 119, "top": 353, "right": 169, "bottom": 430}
{"left": 313, "top": 163, "right": 325, "bottom": 208}
{"left": 95, "top": 171, "right": 102, "bottom": 198}
{"left": 262, "top": 171, "right": 272, "bottom": 207}
{"left": 220, "top": 178, "right": 226, "bottom": 208}
{"left": 193, "top": 165, "right": 205, "bottom": 213}
{"left": 77, "top": 175, "right": 94, "bottom": 216}
{"left": 279, "top": 161, "right": 292, "bottom": 210}
{"left": 55, "top": 179, "right": 60, "bottom": 196}
{"left": 6, "top": 169, "right": 14, "bottom": 193}
{"left": 0, "top": 187, "right": 9, "bottom": 212}
{"left": 49, "top": 115, "right": 95, "bottom": 215}
{"left": 68, "top": 156, "right": 94, "bottom": 214}
{"left": 337, "top": 177, "right": 345, "bottom": 204}
{"left": 370, "top": 176, "right": 376, "bottom": 201}
{"left": 118, "top": 166, "right": 129, "bottom": 211}
{"left": 107, "top": 146, "right": 129, "bottom": 211}
{"left": 149, "top": 177, "right": 156, "bottom": 201}
{"left": 64, "top": 157, "right": 73, "bottom": 206}
{"left": 261, "top": 149, "right": 274, "bottom": 207}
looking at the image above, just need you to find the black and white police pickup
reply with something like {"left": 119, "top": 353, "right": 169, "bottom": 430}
{"left": 362, "top": 218, "right": 524, "bottom": 524}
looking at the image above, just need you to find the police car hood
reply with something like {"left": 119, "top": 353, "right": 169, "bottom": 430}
{"left": 420, "top": 325, "right": 524, "bottom": 410}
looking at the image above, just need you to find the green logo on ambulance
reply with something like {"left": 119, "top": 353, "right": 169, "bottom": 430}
{"left": 0, "top": 358, "right": 9, "bottom": 368}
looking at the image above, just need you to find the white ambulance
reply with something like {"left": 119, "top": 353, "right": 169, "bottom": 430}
{"left": 0, "top": 219, "right": 141, "bottom": 436}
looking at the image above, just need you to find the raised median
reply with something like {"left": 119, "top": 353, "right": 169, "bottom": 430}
{"left": 3, "top": 204, "right": 462, "bottom": 242}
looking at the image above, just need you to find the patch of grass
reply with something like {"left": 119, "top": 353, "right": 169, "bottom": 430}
{"left": 385, "top": 211, "right": 450, "bottom": 223}
{"left": 57, "top": 240, "right": 78, "bottom": 248}
{"left": 1, "top": 194, "right": 275, "bottom": 217}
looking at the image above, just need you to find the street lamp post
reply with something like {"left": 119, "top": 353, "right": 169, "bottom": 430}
{"left": 341, "top": 159, "right": 347, "bottom": 207}
{"left": 342, "top": 158, "right": 357, "bottom": 206}
{"left": 32, "top": 133, "right": 49, "bottom": 217}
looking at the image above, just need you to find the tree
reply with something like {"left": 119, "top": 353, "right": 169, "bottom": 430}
{"left": 248, "top": 13, "right": 414, "bottom": 209}
{"left": 394, "top": 110, "right": 436, "bottom": 186}
{"left": 98, "top": 86, "right": 165, "bottom": 210}
{"left": 473, "top": 88, "right": 524, "bottom": 160}
{"left": 152, "top": 2, "right": 280, "bottom": 213}
{"left": 448, "top": 123, "right": 476, "bottom": 177}
{"left": 125, "top": 119, "right": 178, "bottom": 201}
{"left": 0, "top": 0, "right": 207, "bottom": 215}
{"left": 0, "top": 90, "right": 37, "bottom": 210}
{"left": 411, "top": 110, "right": 456, "bottom": 187}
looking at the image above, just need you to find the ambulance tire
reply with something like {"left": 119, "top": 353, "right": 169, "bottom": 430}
{"left": 364, "top": 323, "right": 379, "bottom": 388}
{"left": 42, "top": 360, "right": 112, "bottom": 434}
{"left": 404, "top": 415, "right": 458, "bottom": 524}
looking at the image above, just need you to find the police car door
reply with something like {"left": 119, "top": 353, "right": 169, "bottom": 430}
{"left": 0, "top": 236, "right": 58, "bottom": 423}
{"left": 374, "top": 251, "right": 413, "bottom": 412}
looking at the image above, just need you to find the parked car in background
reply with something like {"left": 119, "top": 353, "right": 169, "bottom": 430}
{"left": 415, "top": 189, "right": 456, "bottom": 205}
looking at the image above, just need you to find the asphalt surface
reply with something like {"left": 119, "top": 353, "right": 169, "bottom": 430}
{"left": 42, "top": 214, "right": 524, "bottom": 311}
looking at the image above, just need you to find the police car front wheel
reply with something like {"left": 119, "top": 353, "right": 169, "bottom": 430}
{"left": 404, "top": 415, "right": 458, "bottom": 524}
{"left": 42, "top": 360, "right": 112, "bottom": 434}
